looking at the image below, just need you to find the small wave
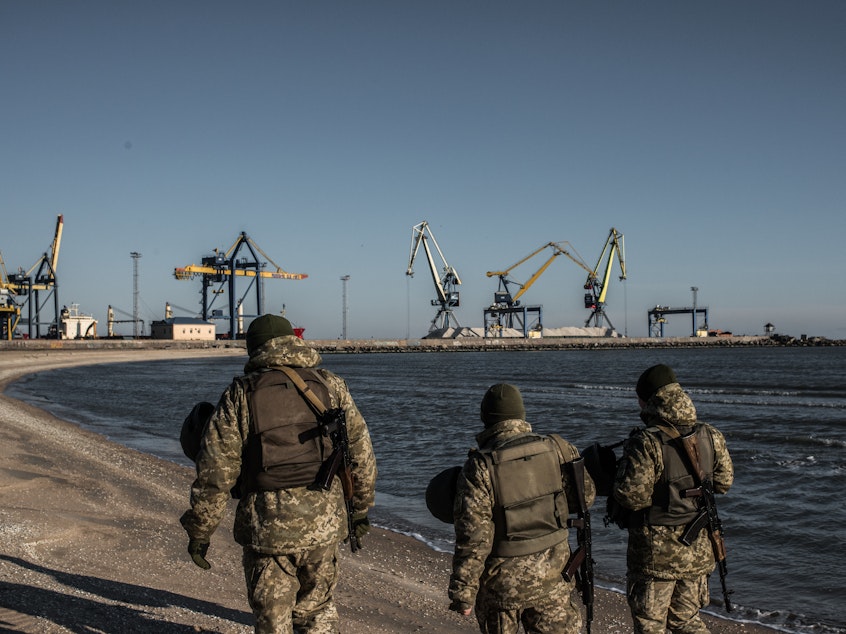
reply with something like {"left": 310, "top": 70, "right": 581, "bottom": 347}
{"left": 737, "top": 606, "right": 846, "bottom": 634}
{"left": 786, "top": 435, "right": 846, "bottom": 449}
{"left": 777, "top": 455, "right": 817, "bottom": 468}
{"left": 371, "top": 521, "right": 453, "bottom": 554}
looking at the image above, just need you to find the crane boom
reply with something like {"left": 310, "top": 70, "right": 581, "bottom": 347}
{"left": 406, "top": 221, "right": 462, "bottom": 332}
{"left": 174, "top": 231, "right": 307, "bottom": 281}
{"left": 49, "top": 214, "right": 64, "bottom": 273}
{"left": 486, "top": 241, "right": 592, "bottom": 305}
{"left": 174, "top": 264, "right": 306, "bottom": 280}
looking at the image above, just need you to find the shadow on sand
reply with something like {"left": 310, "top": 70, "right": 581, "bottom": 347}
{"left": 0, "top": 554, "right": 251, "bottom": 633}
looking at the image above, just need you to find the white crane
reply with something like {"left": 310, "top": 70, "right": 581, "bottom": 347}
{"left": 406, "top": 221, "right": 462, "bottom": 332}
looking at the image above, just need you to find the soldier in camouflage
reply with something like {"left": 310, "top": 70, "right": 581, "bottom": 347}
{"left": 448, "top": 383, "right": 596, "bottom": 634}
{"left": 180, "top": 314, "right": 377, "bottom": 634}
{"left": 612, "top": 364, "right": 733, "bottom": 634}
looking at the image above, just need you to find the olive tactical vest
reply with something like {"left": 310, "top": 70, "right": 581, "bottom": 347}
{"left": 240, "top": 368, "right": 334, "bottom": 493}
{"left": 476, "top": 434, "right": 573, "bottom": 557}
{"left": 646, "top": 423, "right": 715, "bottom": 526}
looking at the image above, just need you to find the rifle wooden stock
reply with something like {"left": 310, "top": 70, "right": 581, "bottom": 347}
{"left": 710, "top": 527, "right": 728, "bottom": 563}
{"left": 338, "top": 465, "right": 354, "bottom": 501}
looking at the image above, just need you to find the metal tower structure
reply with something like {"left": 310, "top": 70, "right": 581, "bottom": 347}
{"left": 340, "top": 275, "right": 350, "bottom": 339}
{"left": 2, "top": 214, "right": 64, "bottom": 339}
{"left": 584, "top": 228, "right": 627, "bottom": 330}
{"left": 130, "top": 252, "right": 142, "bottom": 337}
{"left": 406, "top": 221, "right": 462, "bottom": 333}
{"left": 174, "top": 232, "right": 307, "bottom": 339}
{"left": 648, "top": 304, "right": 710, "bottom": 337}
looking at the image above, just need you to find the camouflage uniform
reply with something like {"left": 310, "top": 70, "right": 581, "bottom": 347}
{"left": 181, "top": 335, "right": 377, "bottom": 634}
{"left": 449, "top": 418, "right": 595, "bottom": 634}
{"left": 613, "top": 382, "right": 733, "bottom": 634}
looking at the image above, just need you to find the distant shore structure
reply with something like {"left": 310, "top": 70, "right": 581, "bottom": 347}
{"left": 2, "top": 333, "right": 842, "bottom": 354}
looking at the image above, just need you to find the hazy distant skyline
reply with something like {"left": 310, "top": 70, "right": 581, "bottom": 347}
{"left": 3, "top": 2, "right": 844, "bottom": 340}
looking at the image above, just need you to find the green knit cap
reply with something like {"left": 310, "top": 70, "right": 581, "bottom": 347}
{"left": 480, "top": 383, "right": 525, "bottom": 426}
{"left": 246, "top": 314, "right": 294, "bottom": 354}
{"left": 636, "top": 364, "right": 677, "bottom": 401}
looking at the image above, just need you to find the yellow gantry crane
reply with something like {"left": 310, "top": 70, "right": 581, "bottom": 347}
{"left": 406, "top": 221, "right": 462, "bottom": 332}
{"left": 583, "top": 228, "right": 626, "bottom": 330}
{"left": 0, "top": 253, "right": 21, "bottom": 340}
{"left": 486, "top": 241, "right": 593, "bottom": 307}
{"left": 1, "top": 214, "right": 64, "bottom": 339}
{"left": 483, "top": 241, "right": 593, "bottom": 337}
{"left": 174, "top": 231, "right": 307, "bottom": 339}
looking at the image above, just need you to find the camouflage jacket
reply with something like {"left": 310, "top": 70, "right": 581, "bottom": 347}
{"left": 180, "top": 335, "right": 377, "bottom": 554}
{"left": 612, "top": 382, "right": 733, "bottom": 579}
{"left": 449, "top": 419, "right": 595, "bottom": 611}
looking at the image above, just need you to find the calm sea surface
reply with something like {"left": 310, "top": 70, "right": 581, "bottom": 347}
{"left": 7, "top": 346, "right": 845, "bottom": 633}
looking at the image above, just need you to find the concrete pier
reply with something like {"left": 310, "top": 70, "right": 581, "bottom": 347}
{"left": 2, "top": 333, "right": 839, "bottom": 354}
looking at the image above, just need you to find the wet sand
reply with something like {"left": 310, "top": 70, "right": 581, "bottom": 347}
{"left": 0, "top": 348, "right": 775, "bottom": 632}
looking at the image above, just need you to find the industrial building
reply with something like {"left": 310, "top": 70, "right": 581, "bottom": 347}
{"left": 150, "top": 317, "right": 215, "bottom": 341}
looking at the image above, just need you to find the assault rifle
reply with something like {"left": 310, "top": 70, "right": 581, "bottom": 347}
{"left": 273, "top": 366, "right": 360, "bottom": 554}
{"left": 562, "top": 457, "right": 594, "bottom": 634}
{"left": 677, "top": 433, "right": 733, "bottom": 612}
{"left": 316, "top": 407, "right": 359, "bottom": 552}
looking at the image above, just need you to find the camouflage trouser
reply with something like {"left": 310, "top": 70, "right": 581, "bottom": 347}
{"left": 627, "top": 574, "right": 710, "bottom": 634}
{"left": 474, "top": 581, "right": 583, "bottom": 634}
{"left": 243, "top": 544, "right": 340, "bottom": 634}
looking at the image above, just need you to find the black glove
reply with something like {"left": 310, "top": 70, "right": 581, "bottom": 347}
{"left": 352, "top": 512, "right": 370, "bottom": 540}
{"left": 188, "top": 538, "right": 211, "bottom": 569}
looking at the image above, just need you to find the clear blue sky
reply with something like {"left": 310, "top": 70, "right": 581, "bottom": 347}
{"left": 2, "top": 1, "right": 844, "bottom": 340}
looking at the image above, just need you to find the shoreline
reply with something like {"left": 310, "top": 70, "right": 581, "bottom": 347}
{"left": 0, "top": 349, "right": 780, "bottom": 632}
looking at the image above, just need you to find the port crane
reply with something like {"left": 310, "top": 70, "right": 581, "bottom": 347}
{"left": 174, "top": 232, "right": 307, "bottom": 339}
{"left": 107, "top": 305, "right": 145, "bottom": 338}
{"left": 406, "top": 221, "right": 462, "bottom": 332}
{"left": 583, "top": 228, "right": 626, "bottom": 330}
{"left": 0, "top": 254, "right": 21, "bottom": 340}
{"left": 0, "top": 214, "right": 64, "bottom": 339}
{"left": 484, "top": 241, "right": 592, "bottom": 337}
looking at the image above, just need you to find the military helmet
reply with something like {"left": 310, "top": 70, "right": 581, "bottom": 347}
{"left": 425, "top": 466, "right": 462, "bottom": 524}
{"left": 580, "top": 441, "right": 619, "bottom": 497}
{"left": 180, "top": 401, "right": 216, "bottom": 462}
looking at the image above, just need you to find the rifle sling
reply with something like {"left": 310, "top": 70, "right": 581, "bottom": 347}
{"left": 653, "top": 421, "right": 705, "bottom": 486}
{"left": 271, "top": 365, "right": 329, "bottom": 415}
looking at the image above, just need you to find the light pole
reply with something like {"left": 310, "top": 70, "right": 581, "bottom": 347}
{"left": 691, "top": 286, "right": 698, "bottom": 336}
{"left": 131, "top": 252, "right": 142, "bottom": 338}
{"left": 340, "top": 275, "right": 350, "bottom": 339}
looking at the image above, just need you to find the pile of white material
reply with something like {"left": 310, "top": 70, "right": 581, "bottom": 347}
{"left": 423, "top": 326, "right": 619, "bottom": 339}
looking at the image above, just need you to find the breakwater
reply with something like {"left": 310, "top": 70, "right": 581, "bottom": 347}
{"left": 1, "top": 333, "right": 841, "bottom": 354}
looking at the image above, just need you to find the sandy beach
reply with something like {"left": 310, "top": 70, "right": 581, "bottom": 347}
{"left": 0, "top": 348, "right": 775, "bottom": 633}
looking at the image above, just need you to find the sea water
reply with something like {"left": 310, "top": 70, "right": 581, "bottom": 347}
{"left": 7, "top": 346, "right": 846, "bottom": 633}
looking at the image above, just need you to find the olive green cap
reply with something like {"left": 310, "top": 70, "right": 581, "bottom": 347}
{"left": 480, "top": 383, "right": 525, "bottom": 426}
{"left": 636, "top": 364, "right": 677, "bottom": 401}
{"left": 246, "top": 314, "right": 294, "bottom": 354}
